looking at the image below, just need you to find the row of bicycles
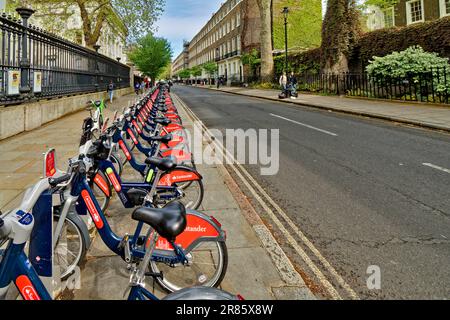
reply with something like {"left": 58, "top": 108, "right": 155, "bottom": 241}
{"left": 0, "top": 83, "right": 242, "bottom": 300}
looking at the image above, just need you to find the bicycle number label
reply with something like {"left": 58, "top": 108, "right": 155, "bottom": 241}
{"left": 16, "top": 275, "right": 41, "bottom": 300}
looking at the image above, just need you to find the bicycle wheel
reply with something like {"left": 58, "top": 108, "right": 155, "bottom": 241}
{"left": 149, "top": 241, "right": 228, "bottom": 293}
{"left": 53, "top": 214, "right": 87, "bottom": 280}
{"left": 110, "top": 153, "right": 123, "bottom": 177}
{"left": 89, "top": 170, "right": 111, "bottom": 213}
{"left": 159, "top": 179, "right": 203, "bottom": 210}
{"left": 179, "top": 179, "right": 203, "bottom": 210}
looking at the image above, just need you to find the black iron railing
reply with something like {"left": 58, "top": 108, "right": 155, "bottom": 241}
{"left": 0, "top": 9, "right": 130, "bottom": 106}
{"left": 297, "top": 69, "right": 449, "bottom": 104}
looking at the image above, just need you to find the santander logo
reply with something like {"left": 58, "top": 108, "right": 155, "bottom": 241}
{"left": 94, "top": 174, "right": 110, "bottom": 197}
{"left": 119, "top": 140, "right": 131, "bottom": 160}
{"left": 81, "top": 190, "right": 104, "bottom": 229}
{"left": 185, "top": 225, "right": 207, "bottom": 232}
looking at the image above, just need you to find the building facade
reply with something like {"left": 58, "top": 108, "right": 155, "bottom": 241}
{"left": 173, "top": 0, "right": 322, "bottom": 85}
{"left": 171, "top": 41, "right": 190, "bottom": 77}
{"left": 187, "top": 0, "right": 244, "bottom": 84}
{"left": 367, "top": 0, "right": 450, "bottom": 31}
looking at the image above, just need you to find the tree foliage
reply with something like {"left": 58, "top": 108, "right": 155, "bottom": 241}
{"left": 190, "top": 65, "right": 202, "bottom": 77}
{"left": 202, "top": 62, "right": 218, "bottom": 77}
{"left": 178, "top": 69, "right": 191, "bottom": 79}
{"left": 366, "top": 46, "right": 450, "bottom": 77}
{"left": 129, "top": 34, "right": 172, "bottom": 81}
{"left": 9, "top": 0, "right": 165, "bottom": 46}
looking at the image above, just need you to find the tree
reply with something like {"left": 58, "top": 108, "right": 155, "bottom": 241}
{"left": 10, "top": 0, "right": 165, "bottom": 47}
{"left": 178, "top": 69, "right": 191, "bottom": 79}
{"left": 190, "top": 65, "right": 202, "bottom": 78}
{"left": 202, "top": 62, "right": 218, "bottom": 82}
{"left": 159, "top": 63, "right": 172, "bottom": 80}
{"left": 256, "top": 0, "right": 274, "bottom": 81}
{"left": 321, "top": 0, "right": 361, "bottom": 73}
{"left": 129, "top": 34, "right": 172, "bottom": 82}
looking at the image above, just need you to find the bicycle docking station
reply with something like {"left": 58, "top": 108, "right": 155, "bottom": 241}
{"left": 29, "top": 189, "right": 61, "bottom": 298}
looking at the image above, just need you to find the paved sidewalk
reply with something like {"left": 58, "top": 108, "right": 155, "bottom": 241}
{"left": 72, "top": 93, "right": 315, "bottom": 300}
{"left": 196, "top": 85, "right": 450, "bottom": 132}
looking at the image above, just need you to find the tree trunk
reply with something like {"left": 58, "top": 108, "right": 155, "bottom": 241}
{"left": 321, "top": 0, "right": 361, "bottom": 74}
{"left": 257, "top": 0, "right": 274, "bottom": 82}
{"left": 76, "top": 0, "right": 107, "bottom": 49}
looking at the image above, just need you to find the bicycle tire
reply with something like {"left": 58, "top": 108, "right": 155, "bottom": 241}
{"left": 53, "top": 214, "right": 88, "bottom": 280}
{"left": 149, "top": 240, "right": 228, "bottom": 293}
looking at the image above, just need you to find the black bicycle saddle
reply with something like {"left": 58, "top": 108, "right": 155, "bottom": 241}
{"left": 132, "top": 201, "right": 187, "bottom": 241}
{"left": 145, "top": 156, "right": 177, "bottom": 171}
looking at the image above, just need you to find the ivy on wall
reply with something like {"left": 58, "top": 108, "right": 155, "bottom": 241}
{"left": 272, "top": 0, "right": 322, "bottom": 51}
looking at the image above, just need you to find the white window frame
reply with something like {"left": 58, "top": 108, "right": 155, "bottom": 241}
{"left": 382, "top": 7, "right": 395, "bottom": 28}
{"left": 440, "top": 0, "right": 450, "bottom": 17}
{"left": 406, "top": 0, "right": 425, "bottom": 25}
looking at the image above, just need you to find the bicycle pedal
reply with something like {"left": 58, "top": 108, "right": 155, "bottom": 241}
{"left": 145, "top": 271, "right": 164, "bottom": 279}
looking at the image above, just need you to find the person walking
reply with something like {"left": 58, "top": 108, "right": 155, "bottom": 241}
{"left": 216, "top": 75, "right": 220, "bottom": 89}
{"left": 279, "top": 72, "right": 287, "bottom": 98}
{"left": 288, "top": 71, "right": 298, "bottom": 99}
{"left": 107, "top": 80, "right": 115, "bottom": 103}
{"left": 134, "top": 81, "right": 140, "bottom": 95}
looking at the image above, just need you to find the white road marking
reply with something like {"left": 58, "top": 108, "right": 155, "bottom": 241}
{"left": 422, "top": 163, "right": 450, "bottom": 174}
{"left": 175, "top": 94, "right": 358, "bottom": 300}
{"left": 270, "top": 113, "right": 338, "bottom": 137}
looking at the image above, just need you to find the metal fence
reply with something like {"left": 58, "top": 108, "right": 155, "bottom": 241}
{"left": 0, "top": 9, "right": 130, "bottom": 106}
{"left": 298, "top": 68, "right": 450, "bottom": 104}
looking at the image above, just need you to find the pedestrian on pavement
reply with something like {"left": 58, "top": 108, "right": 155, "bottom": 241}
{"left": 288, "top": 72, "right": 297, "bottom": 88}
{"left": 216, "top": 75, "right": 220, "bottom": 89}
{"left": 288, "top": 71, "right": 298, "bottom": 99}
{"left": 279, "top": 72, "right": 287, "bottom": 98}
{"left": 107, "top": 80, "right": 115, "bottom": 103}
{"left": 134, "top": 82, "right": 140, "bottom": 95}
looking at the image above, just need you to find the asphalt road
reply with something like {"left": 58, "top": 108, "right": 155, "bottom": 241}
{"left": 173, "top": 85, "right": 450, "bottom": 299}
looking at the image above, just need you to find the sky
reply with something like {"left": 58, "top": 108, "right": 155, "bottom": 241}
{"left": 155, "top": 0, "right": 223, "bottom": 59}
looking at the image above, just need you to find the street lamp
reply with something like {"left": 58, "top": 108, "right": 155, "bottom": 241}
{"left": 282, "top": 7, "right": 289, "bottom": 73}
{"left": 93, "top": 45, "right": 100, "bottom": 91}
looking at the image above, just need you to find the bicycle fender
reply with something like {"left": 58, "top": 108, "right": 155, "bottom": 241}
{"left": 154, "top": 210, "right": 225, "bottom": 253}
{"left": 158, "top": 166, "right": 202, "bottom": 186}
{"left": 59, "top": 210, "right": 91, "bottom": 250}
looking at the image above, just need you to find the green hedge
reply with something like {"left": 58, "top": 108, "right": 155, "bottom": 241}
{"left": 350, "top": 16, "right": 450, "bottom": 71}
{"left": 281, "top": 16, "right": 450, "bottom": 74}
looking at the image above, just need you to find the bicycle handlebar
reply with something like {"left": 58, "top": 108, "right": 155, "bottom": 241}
{"left": 48, "top": 173, "right": 72, "bottom": 187}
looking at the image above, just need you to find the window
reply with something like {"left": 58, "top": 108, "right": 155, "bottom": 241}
{"left": 406, "top": 0, "right": 424, "bottom": 24}
{"left": 440, "top": 0, "right": 450, "bottom": 17}
{"left": 383, "top": 7, "right": 395, "bottom": 28}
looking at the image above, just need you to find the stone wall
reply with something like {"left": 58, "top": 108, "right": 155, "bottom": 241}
{"left": 0, "top": 87, "right": 132, "bottom": 140}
